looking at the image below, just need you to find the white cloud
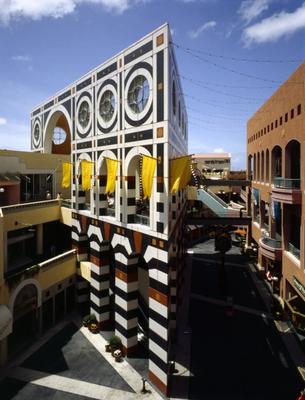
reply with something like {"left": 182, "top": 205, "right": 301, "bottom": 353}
{"left": 213, "top": 147, "right": 226, "bottom": 153}
{"left": 238, "top": 0, "right": 271, "bottom": 25}
{"left": 0, "top": 121, "right": 30, "bottom": 151}
{"left": 243, "top": 2, "right": 305, "bottom": 44}
{"left": 11, "top": 55, "right": 31, "bottom": 62}
{"left": 188, "top": 20, "right": 216, "bottom": 39}
{"left": 0, "top": 117, "right": 7, "bottom": 125}
{"left": 0, "top": 0, "right": 146, "bottom": 24}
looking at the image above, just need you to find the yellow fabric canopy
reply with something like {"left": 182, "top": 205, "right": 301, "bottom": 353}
{"left": 105, "top": 158, "right": 119, "bottom": 195}
{"left": 141, "top": 155, "right": 157, "bottom": 199}
{"left": 61, "top": 162, "right": 72, "bottom": 188}
{"left": 170, "top": 155, "right": 191, "bottom": 193}
{"left": 81, "top": 160, "right": 94, "bottom": 191}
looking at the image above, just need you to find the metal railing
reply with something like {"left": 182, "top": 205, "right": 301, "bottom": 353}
{"left": 260, "top": 237, "right": 282, "bottom": 248}
{"left": 273, "top": 177, "right": 301, "bottom": 189}
{"left": 106, "top": 208, "right": 115, "bottom": 217}
{"left": 135, "top": 214, "right": 150, "bottom": 226}
{"left": 285, "top": 298, "right": 305, "bottom": 334}
{"left": 288, "top": 242, "right": 300, "bottom": 259}
{"left": 61, "top": 199, "right": 72, "bottom": 208}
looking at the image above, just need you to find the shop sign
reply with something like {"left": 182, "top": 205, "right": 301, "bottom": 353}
{"left": 293, "top": 276, "right": 305, "bottom": 298}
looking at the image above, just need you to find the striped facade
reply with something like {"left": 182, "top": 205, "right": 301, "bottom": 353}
{"left": 31, "top": 23, "right": 187, "bottom": 396}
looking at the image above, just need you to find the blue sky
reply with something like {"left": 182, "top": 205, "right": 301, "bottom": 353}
{"left": 0, "top": 0, "right": 305, "bottom": 169}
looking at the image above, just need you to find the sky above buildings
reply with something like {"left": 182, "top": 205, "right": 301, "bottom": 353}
{"left": 0, "top": 0, "right": 305, "bottom": 169}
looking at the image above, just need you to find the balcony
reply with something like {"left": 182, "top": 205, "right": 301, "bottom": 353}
{"left": 288, "top": 242, "right": 301, "bottom": 260}
{"left": 272, "top": 178, "right": 301, "bottom": 204}
{"left": 259, "top": 236, "right": 282, "bottom": 261}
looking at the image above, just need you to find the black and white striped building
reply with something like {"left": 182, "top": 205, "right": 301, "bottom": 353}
{"left": 31, "top": 23, "right": 188, "bottom": 396}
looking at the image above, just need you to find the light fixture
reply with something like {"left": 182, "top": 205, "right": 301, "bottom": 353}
{"left": 0, "top": 187, "right": 4, "bottom": 193}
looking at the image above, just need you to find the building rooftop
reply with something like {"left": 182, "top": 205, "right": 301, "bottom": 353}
{"left": 193, "top": 153, "right": 231, "bottom": 159}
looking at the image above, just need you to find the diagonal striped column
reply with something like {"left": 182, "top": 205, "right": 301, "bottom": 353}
{"left": 71, "top": 223, "right": 90, "bottom": 306}
{"left": 114, "top": 252, "right": 138, "bottom": 355}
{"left": 148, "top": 258, "right": 170, "bottom": 397}
{"left": 90, "top": 241, "right": 110, "bottom": 329}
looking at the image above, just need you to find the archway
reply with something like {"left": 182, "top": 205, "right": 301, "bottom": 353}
{"left": 125, "top": 147, "right": 152, "bottom": 226}
{"left": 285, "top": 140, "right": 300, "bottom": 181}
{"left": 44, "top": 107, "right": 71, "bottom": 155}
{"left": 9, "top": 283, "right": 38, "bottom": 356}
{"left": 266, "top": 149, "right": 270, "bottom": 182}
{"left": 271, "top": 145, "right": 282, "bottom": 181}
{"left": 97, "top": 150, "right": 118, "bottom": 218}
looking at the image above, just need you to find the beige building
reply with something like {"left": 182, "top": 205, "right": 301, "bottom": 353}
{"left": 0, "top": 150, "right": 76, "bottom": 366}
{"left": 247, "top": 62, "right": 305, "bottom": 327}
{"left": 0, "top": 150, "right": 70, "bottom": 206}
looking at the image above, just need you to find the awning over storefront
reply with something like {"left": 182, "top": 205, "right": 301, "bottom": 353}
{"left": 0, "top": 305, "right": 13, "bottom": 340}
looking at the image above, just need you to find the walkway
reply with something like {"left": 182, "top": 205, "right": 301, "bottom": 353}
{"left": 0, "top": 316, "right": 162, "bottom": 400}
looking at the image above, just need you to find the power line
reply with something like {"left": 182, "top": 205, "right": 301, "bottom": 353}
{"left": 180, "top": 74, "right": 263, "bottom": 101}
{"left": 183, "top": 93, "right": 255, "bottom": 110}
{"left": 188, "top": 120, "right": 244, "bottom": 132}
{"left": 181, "top": 75, "right": 275, "bottom": 90}
{"left": 187, "top": 106, "right": 247, "bottom": 120}
{"left": 172, "top": 42, "right": 304, "bottom": 64}
{"left": 173, "top": 43, "right": 304, "bottom": 84}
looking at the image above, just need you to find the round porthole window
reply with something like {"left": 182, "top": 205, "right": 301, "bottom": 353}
{"left": 78, "top": 101, "right": 90, "bottom": 129}
{"left": 53, "top": 127, "right": 67, "bottom": 145}
{"left": 34, "top": 124, "right": 40, "bottom": 141}
{"left": 127, "top": 75, "right": 150, "bottom": 114}
{"left": 99, "top": 90, "right": 115, "bottom": 122}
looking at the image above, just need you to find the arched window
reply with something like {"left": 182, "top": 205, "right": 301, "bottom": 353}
{"left": 261, "top": 151, "right": 264, "bottom": 182}
{"left": 266, "top": 149, "right": 270, "bottom": 182}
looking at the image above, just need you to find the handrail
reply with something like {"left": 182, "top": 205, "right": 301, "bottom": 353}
{"left": 260, "top": 237, "right": 282, "bottom": 249}
{"left": 1, "top": 199, "right": 59, "bottom": 214}
{"left": 273, "top": 177, "right": 301, "bottom": 189}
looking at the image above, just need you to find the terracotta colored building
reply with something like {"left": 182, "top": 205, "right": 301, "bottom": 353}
{"left": 247, "top": 62, "right": 305, "bottom": 322}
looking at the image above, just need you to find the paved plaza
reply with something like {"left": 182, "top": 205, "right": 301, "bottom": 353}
{"left": 0, "top": 319, "right": 162, "bottom": 400}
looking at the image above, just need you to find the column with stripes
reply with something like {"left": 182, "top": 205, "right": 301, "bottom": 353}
{"left": 90, "top": 241, "right": 110, "bottom": 328}
{"left": 114, "top": 252, "right": 138, "bottom": 355}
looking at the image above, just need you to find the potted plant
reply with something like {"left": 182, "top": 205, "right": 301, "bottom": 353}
{"left": 83, "top": 313, "right": 97, "bottom": 327}
{"left": 89, "top": 322, "right": 99, "bottom": 334}
{"left": 108, "top": 335, "right": 122, "bottom": 355}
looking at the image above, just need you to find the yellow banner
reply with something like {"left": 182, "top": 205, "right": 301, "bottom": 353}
{"left": 61, "top": 162, "right": 71, "bottom": 188}
{"left": 170, "top": 156, "right": 191, "bottom": 193}
{"left": 142, "top": 155, "right": 157, "bottom": 199}
{"left": 81, "top": 160, "right": 93, "bottom": 191}
{"left": 105, "top": 158, "right": 119, "bottom": 194}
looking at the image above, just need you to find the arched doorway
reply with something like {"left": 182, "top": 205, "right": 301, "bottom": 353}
{"left": 44, "top": 108, "right": 71, "bottom": 155}
{"left": 9, "top": 284, "right": 38, "bottom": 356}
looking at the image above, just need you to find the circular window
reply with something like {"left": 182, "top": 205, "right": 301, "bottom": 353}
{"left": 53, "top": 127, "right": 67, "bottom": 145}
{"left": 78, "top": 101, "right": 90, "bottom": 129}
{"left": 99, "top": 90, "right": 115, "bottom": 122}
{"left": 127, "top": 75, "right": 150, "bottom": 114}
{"left": 34, "top": 124, "right": 40, "bottom": 141}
